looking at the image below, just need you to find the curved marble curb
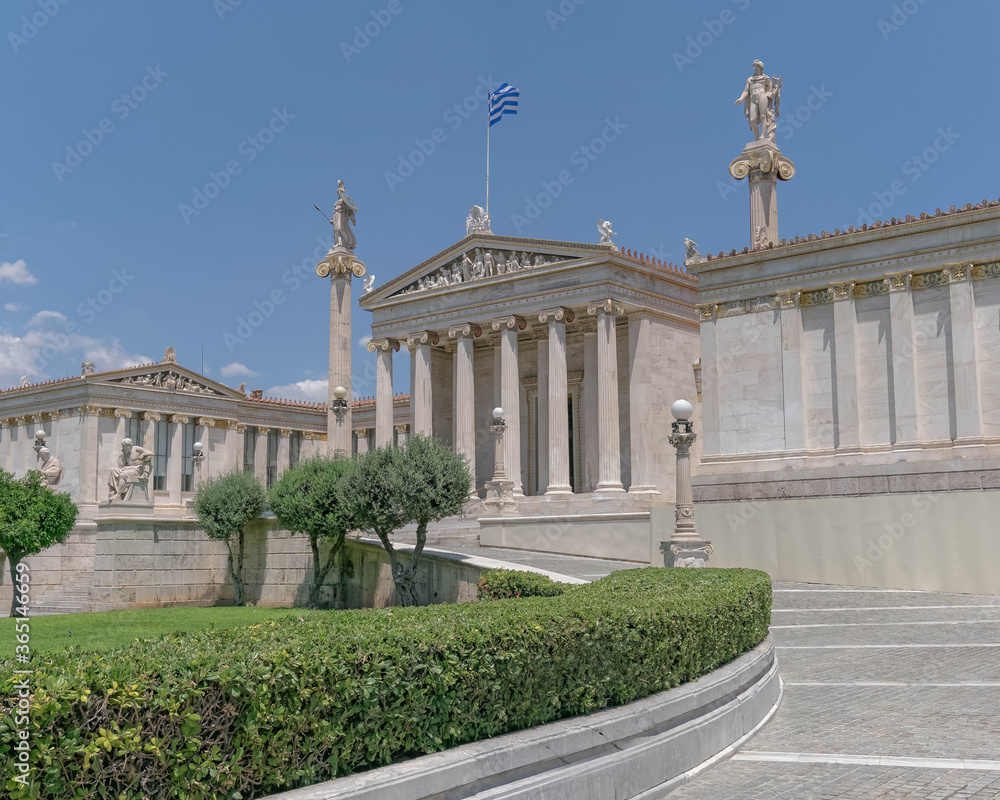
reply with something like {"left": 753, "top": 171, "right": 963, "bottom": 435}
{"left": 266, "top": 635, "right": 780, "bottom": 800}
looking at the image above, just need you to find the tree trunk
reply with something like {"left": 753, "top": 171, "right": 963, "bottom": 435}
{"left": 8, "top": 555, "right": 24, "bottom": 618}
{"left": 308, "top": 536, "right": 338, "bottom": 609}
{"left": 227, "top": 531, "right": 246, "bottom": 606}
{"left": 380, "top": 522, "right": 427, "bottom": 607}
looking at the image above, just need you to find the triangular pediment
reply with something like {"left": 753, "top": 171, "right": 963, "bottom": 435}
{"left": 94, "top": 362, "right": 242, "bottom": 398}
{"left": 360, "top": 235, "right": 616, "bottom": 307}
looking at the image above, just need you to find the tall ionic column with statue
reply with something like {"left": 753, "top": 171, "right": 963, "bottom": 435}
{"left": 730, "top": 60, "right": 796, "bottom": 250}
{"left": 316, "top": 180, "right": 366, "bottom": 456}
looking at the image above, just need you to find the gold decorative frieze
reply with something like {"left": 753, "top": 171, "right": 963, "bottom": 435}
{"left": 853, "top": 279, "right": 888, "bottom": 299}
{"left": 911, "top": 270, "right": 947, "bottom": 291}
{"left": 696, "top": 303, "right": 717, "bottom": 321}
{"left": 827, "top": 281, "right": 856, "bottom": 302}
{"left": 719, "top": 295, "right": 779, "bottom": 317}
{"left": 942, "top": 263, "right": 972, "bottom": 282}
{"left": 798, "top": 288, "right": 831, "bottom": 307}
{"left": 972, "top": 260, "right": 1000, "bottom": 281}
{"left": 775, "top": 291, "right": 801, "bottom": 308}
{"left": 885, "top": 271, "right": 913, "bottom": 292}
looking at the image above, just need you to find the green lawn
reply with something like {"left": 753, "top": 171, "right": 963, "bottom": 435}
{"left": 0, "top": 606, "right": 328, "bottom": 659}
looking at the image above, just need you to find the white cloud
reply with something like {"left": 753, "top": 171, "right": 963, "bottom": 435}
{"left": 265, "top": 378, "right": 328, "bottom": 403}
{"left": 0, "top": 330, "right": 151, "bottom": 389}
{"left": 0, "top": 260, "right": 37, "bottom": 286}
{"left": 357, "top": 334, "right": 372, "bottom": 348}
{"left": 220, "top": 361, "right": 262, "bottom": 378}
{"left": 4, "top": 302, "right": 26, "bottom": 313}
{"left": 26, "top": 310, "right": 68, "bottom": 328}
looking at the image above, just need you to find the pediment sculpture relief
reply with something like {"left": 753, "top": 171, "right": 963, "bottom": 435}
{"left": 398, "top": 248, "right": 570, "bottom": 295}
{"left": 111, "top": 371, "right": 223, "bottom": 394}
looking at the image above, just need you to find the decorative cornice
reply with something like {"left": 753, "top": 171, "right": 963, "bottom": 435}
{"left": 586, "top": 299, "right": 625, "bottom": 317}
{"left": 405, "top": 330, "right": 440, "bottom": 347}
{"left": 366, "top": 337, "right": 401, "bottom": 353}
{"left": 491, "top": 315, "right": 527, "bottom": 331}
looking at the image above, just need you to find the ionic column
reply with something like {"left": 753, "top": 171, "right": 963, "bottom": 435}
{"left": 540, "top": 308, "right": 573, "bottom": 494}
{"left": 80, "top": 406, "right": 101, "bottom": 506}
{"left": 491, "top": 315, "right": 525, "bottom": 495}
{"left": 626, "top": 311, "right": 659, "bottom": 494}
{"left": 355, "top": 428, "right": 370, "bottom": 455}
{"left": 828, "top": 282, "right": 860, "bottom": 450}
{"left": 195, "top": 417, "right": 216, "bottom": 480}
{"left": 254, "top": 426, "right": 268, "bottom": 486}
{"left": 581, "top": 323, "right": 599, "bottom": 491}
{"left": 317, "top": 247, "right": 366, "bottom": 457}
{"left": 885, "top": 272, "right": 920, "bottom": 445}
{"left": 367, "top": 338, "right": 399, "bottom": 447}
{"left": 407, "top": 331, "right": 438, "bottom": 436}
{"left": 944, "top": 263, "right": 983, "bottom": 441}
{"left": 776, "top": 292, "right": 806, "bottom": 451}
{"left": 395, "top": 424, "right": 410, "bottom": 446}
{"left": 587, "top": 299, "right": 625, "bottom": 492}
{"left": 169, "top": 415, "right": 189, "bottom": 504}
{"left": 535, "top": 327, "right": 550, "bottom": 495}
{"left": 277, "top": 429, "right": 291, "bottom": 478}
{"left": 113, "top": 408, "right": 133, "bottom": 452}
{"left": 448, "top": 324, "right": 479, "bottom": 486}
{"left": 696, "top": 305, "right": 721, "bottom": 455}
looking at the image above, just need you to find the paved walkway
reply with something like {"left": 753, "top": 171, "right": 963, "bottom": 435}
{"left": 664, "top": 581, "right": 1000, "bottom": 799}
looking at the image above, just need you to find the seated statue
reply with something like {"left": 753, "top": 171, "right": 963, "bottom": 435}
{"left": 37, "top": 447, "right": 64, "bottom": 487}
{"left": 108, "top": 438, "right": 154, "bottom": 501}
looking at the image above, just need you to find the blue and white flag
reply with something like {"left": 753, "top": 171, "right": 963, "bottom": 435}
{"left": 489, "top": 83, "right": 519, "bottom": 127}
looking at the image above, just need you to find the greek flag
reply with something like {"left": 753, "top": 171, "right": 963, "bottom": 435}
{"left": 489, "top": 83, "right": 519, "bottom": 127}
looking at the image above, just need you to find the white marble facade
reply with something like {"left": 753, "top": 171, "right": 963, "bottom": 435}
{"left": 359, "top": 234, "right": 701, "bottom": 506}
{"left": 692, "top": 202, "right": 1000, "bottom": 480}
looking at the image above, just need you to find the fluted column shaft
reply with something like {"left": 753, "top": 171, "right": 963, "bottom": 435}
{"left": 328, "top": 273, "right": 353, "bottom": 456}
{"left": 449, "top": 325, "right": 478, "bottom": 488}
{"left": 368, "top": 338, "right": 398, "bottom": 448}
{"left": 589, "top": 300, "right": 624, "bottom": 492}
{"left": 407, "top": 332, "right": 437, "bottom": 436}
{"left": 492, "top": 316, "right": 524, "bottom": 495}
{"left": 945, "top": 264, "right": 983, "bottom": 441}
{"left": 829, "top": 282, "right": 860, "bottom": 449}
{"left": 541, "top": 309, "right": 572, "bottom": 494}
{"left": 886, "top": 273, "right": 919, "bottom": 445}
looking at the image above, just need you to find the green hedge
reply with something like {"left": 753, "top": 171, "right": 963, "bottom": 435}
{"left": 476, "top": 568, "right": 568, "bottom": 600}
{"left": 0, "top": 568, "right": 770, "bottom": 800}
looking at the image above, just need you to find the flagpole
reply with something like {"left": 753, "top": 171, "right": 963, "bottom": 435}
{"left": 486, "top": 97, "right": 491, "bottom": 220}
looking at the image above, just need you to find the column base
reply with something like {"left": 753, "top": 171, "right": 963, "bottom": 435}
{"left": 483, "top": 480, "right": 517, "bottom": 515}
{"left": 661, "top": 540, "right": 714, "bottom": 568}
{"left": 628, "top": 485, "right": 661, "bottom": 495}
{"left": 595, "top": 483, "right": 625, "bottom": 493}
{"left": 544, "top": 485, "right": 573, "bottom": 496}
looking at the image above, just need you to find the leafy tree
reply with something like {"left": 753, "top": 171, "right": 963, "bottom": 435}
{"left": 268, "top": 456, "right": 358, "bottom": 609}
{"left": 193, "top": 470, "right": 265, "bottom": 606}
{"left": 0, "top": 469, "right": 78, "bottom": 617}
{"left": 343, "top": 435, "right": 472, "bottom": 606}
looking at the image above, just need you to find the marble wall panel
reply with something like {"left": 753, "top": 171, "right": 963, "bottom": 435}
{"left": 801, "top": 305, "right": 835, "bottom": 450}
{"left": 913, "top": 286, "right": 952, "bottom": 441}
{"left": 974, "top": 279, "right": 1000, "bottom": 437}
{"left": 855, "top": 295, "right": 893, "bottom": 446}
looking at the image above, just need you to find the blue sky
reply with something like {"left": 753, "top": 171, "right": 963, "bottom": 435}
{"left": 2, "top": 0, "right": 998, "bottom": 401}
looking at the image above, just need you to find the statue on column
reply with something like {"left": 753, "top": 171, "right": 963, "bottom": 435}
{"left": 734, "top": 60, "right": 782, "bottom": 143}
{"left": 332, "top": 179, "right": 359, "bottom": 252}
{"left": 108, "top": 438, "right": 154, "bottom": 501}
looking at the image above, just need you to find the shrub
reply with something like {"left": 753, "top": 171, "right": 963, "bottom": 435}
{"left": 0, "top": 567, "right": 771, "bottom": 800}
{"left": 477, "top": 568, "right": 568, "bottom": 600}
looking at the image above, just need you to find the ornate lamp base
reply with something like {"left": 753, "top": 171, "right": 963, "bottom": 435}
{"left": 661, "top": 540, "right": 714, "bottom": 568}
{"left": 483, "top": 479, "right": 517, "bottom": 514}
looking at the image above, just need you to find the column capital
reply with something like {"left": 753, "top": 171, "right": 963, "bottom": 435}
{"left": 84, "top": 404, "right": 102, "bottom": 416}
{"left": 316, "top": 252, "right": 366, "bottom": 279}
{"left": 395, "top": 423, "right": 410, "bottom": 433}
{"left": 492, "top": 315, "right": 526, "bottom": 331}
{"left": 113, "top": 408, "right": 133, "bottom": 419}
{"left": 256, "top": 425, "right": 269, "bottom": 435}
{"left": 942, "top": 263, "right": 973, "bottom": 283}
{"left": 696, "top": 303, "right": 718, "bottom": 321}
{"left": 405, "top": 330, "right": 440, "bottom": 347}
{"left": 278, "top": 428, "right": 292, "bottom": 438}
{"left": 235, "top": 423, "right": 247, "bottom": 433}
{"left": 171, "top": 414, "right": 190, "bottom": 425}
{"left": 355, "top": 427, "right": 370, "bottom": 436}
{"left": 884, "top": 271, "right": 913, "bottom": 292}
{"left": 538, "top": 307, "right": 575, "bottom": 324}
{"left": 827, "top": 281, "right": 855, "bottom": 302}
{"left": 448, "top": 323, "right": 482, "bottom": 339}
{"left": 195, "top": 417, "right": 217, "bottom": 427}
{"left": 142, "top": 411, "right": 162, "bottom": 422}
{"left": 367, "top": 337, "right": 400, "bottom": 352}
{"left": 775, "top": 290, "right": 801, "bottom": 308}
{"left": 587, "top": 299, "right": 625, "bottom": 317}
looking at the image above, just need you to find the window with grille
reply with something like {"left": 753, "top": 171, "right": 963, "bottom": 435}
{"left": 153, "top": 420, "right": 169, "bottom": 491}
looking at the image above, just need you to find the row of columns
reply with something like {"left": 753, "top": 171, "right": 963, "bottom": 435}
{"left": 367, "top": 300, "right": 631, "bottom": 494}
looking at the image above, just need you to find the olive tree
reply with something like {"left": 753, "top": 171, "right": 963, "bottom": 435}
{"left": 268, "top": 456, "right": 357, "bottom": 608}
{"left": 343, "top": 435, "right": 472, "bottom": 606}
{"left": 193, "top": 469, "right": 265, "bottom": 606}
{"left": 0, "top": 469, "right": 78, "bottom": 617}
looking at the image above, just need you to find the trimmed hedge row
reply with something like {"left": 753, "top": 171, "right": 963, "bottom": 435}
{"left": 0, "top": 568, "right": 770, "bottom": 800}
{"left": 476, "top": 568, "right": 568, "bottom": 600}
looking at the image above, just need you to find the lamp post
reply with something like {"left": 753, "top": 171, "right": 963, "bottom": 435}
{"left": 331, "top": 385, "right": 349, "bottom": 455}
{"left": 192, "top": 441, "right": 205, "bottom": 466}
{"left": 33, "top": 429, "right": 47, "bottom": 455}
{"left": 664, "top": 399, "right": 713, "bottom": 568}
{"left": 483, "top": 407, "right": 516, "bottom": 514}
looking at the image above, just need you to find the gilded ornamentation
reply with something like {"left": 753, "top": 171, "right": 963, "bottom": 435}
{"left": 366, "top": 338, "right": 400, "bottom": 353}
{"left": 586, "top": 299, "right": 625, "bottom": 317}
